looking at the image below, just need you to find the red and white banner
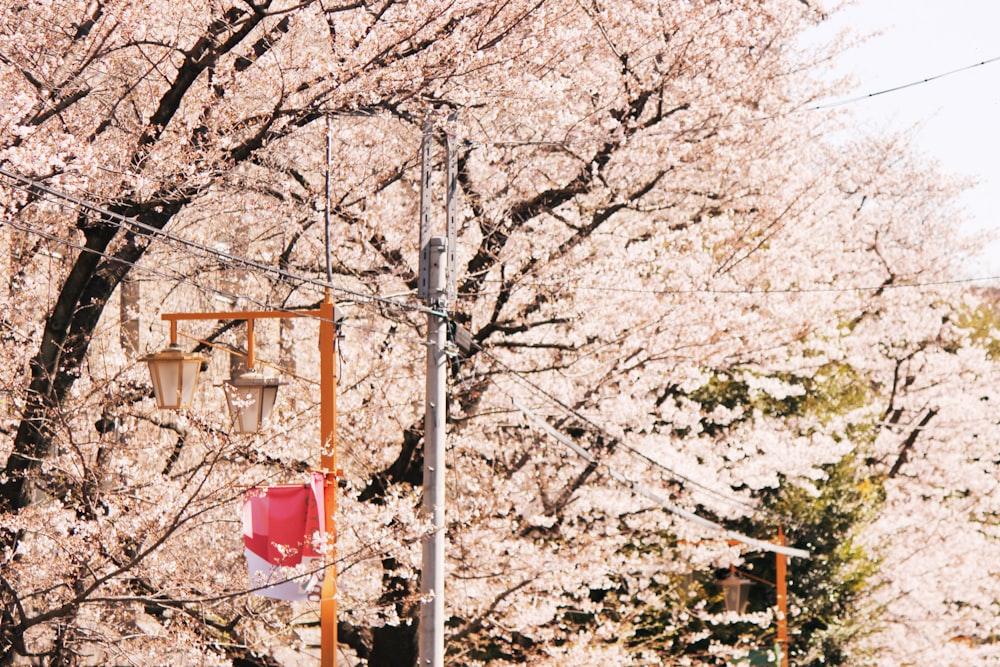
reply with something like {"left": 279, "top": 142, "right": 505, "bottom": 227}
{"left": 242, "top": 472, "right": 326, "bottom": 600}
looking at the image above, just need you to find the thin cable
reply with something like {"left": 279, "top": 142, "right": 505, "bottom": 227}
{"left": 4, "top": 125, "right": 997, "bottom": 304}
{"left": 0, "top": 166, "right": 437, "bottom": 317}
{"left": 324, "top": 115, "right": 334, "bottom": 286}
{"left": 460, "top": 53, "right": 1000, "bottom": 153}
{"left": 1, "top": 216, "right": 424, "bottom": 345}
{"left": 808, "top": 55, "right": 1000, "bottom": 111}
{"left": 174, "top": 330, "right": 319, "bottom": 386}
{"left": 513, "top": 396, "right": 810, "bottom": 559}
{"left": 479, "top": 346, "right": 802, "bottom": 528}
{"left": 289, "top": 51, "right": 1000, "bottom": 145}
{"left": 474, "top": 273, "right": 1000, "bottom": 296}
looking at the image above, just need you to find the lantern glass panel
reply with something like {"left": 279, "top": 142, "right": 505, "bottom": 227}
{"left": 152, "top": 359, "right": 179, "bottom": 408}
{"left": 260, "top": 384, "right": 279, "bottom": 421}
{"left": 180, "top": 357, "right": 201, "bottom": 406}
{"left": 224, "top": 372, "right": 281, "bottom": 433}
{"left": 142, "top": 347, "right": 208, "bottom": 409}
{"left": 720, "top": 574, "right": 752, "bottom": 614}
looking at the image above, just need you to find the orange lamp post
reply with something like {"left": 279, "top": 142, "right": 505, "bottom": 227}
{"left": 143, "top": 295, "right": 341, "bottom": 667}
{"left": 716, "top": 528, "right": 791, "bottom": 667}
{"left": 775, "top": 526, "right": 789, "bottom": 667}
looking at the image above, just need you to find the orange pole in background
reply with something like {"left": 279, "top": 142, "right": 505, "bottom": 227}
{"left": 776, "top": 525, "right": 789, "bottom": 667}
{"left": 319, "top": 295, "right": 338, "bottom": 667}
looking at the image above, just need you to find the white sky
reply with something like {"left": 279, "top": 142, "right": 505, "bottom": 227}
{"left": 807, "top": 0, "right": 1000, "bottom": 276}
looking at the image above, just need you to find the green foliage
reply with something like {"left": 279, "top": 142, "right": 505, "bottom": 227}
{"left": 554, "top": 539, "right": 723, "bottom": 662}
{"left": 768, "top": 458, "right": 881, "bottom": 667}
{"left": 610, "top": 360, "right": 883, "bottom": 665}
{"left": 687, "top": 361, "right": 871, "bottom": 438}
{"left": 958, "top": 291, "right": 1000, "bottom": 360}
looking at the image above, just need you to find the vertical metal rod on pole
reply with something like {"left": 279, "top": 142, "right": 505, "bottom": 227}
{"left": 418, "top": 119, "right": 434, "bottom": 302}
{"left": 776, "top": 526, "right": 789, "bottom": 667}
{"left": 324, "top": 117, "right": 334, "bottom": 286}
{"left": 419, "top": 237, "right": 447, "bottom": 667}
{"left": 320, "top": 295, "right": 339, "bottom": 667}
{"left": 444, "top": 114, "right": 458, "bottom": 304}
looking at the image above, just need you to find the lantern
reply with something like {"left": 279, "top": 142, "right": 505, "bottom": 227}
{"left": 141, "top": 345, "right": 210, "bottom": 409}
{"left": 224, "top": 370, "right": 282, "bottom": 433}
{"left": 719, "top": 571, "right": 753, "bottom": 614}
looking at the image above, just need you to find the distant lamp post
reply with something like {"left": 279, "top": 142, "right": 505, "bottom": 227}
{"left": 224, "top": 370, "right": 282, "bottom": 433}
{"left": 708, "top": 526, "right": 791, "bottom": 667}
{"left": 141, "top": 344, "right": 210, "bottom": 409}
{"left": 719, "top": 569, "right": 753, "bottom": 615}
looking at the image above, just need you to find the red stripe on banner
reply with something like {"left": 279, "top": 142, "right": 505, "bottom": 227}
{"left": 244, "top": 484, "right": 310, "bottom": 567}
{"left": 303, "top": 472, "right": 323, "bottom": 558}
{"left": 242, "top": 474, "right": 327, "bottom": 600}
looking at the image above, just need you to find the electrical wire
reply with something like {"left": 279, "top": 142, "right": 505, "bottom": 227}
{"left": 807, "top": 55, "right": 1000, "bottom": 111}
{"left": 4, "top": 137, "right": 997, "bottom": 303}
{"left": 0, "top": 166, "right": 438, "bottom": 318}
{"left": 3, "top": 72, "right": 992, "bottom": 525}
{"left": 0, "top": 215, "right": 423, "bottom": 346}
{"left": 512, "top": 395, "right": 810, "bottom": 559}
{"left": 458, "top": 53, "right": 1000, "bottom": 151}
{"left": 476, "top": 346, "right": 805, "bottom": 530}
{"left": 474, "top": 273, "right": 1000, "bottom": 296}
{"left": 11, "top": 178, "right": 983, "bottom": 542}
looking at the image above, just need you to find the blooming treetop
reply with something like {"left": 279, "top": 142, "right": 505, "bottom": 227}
{"left": 1, "top": 0, "right": 998, "bottom": 665}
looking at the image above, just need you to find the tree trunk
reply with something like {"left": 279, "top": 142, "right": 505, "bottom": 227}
{"left": 1, "top": 203, "right": 182, "bottom": 513}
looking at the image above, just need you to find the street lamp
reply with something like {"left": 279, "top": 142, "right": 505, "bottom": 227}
{"left": 719, "top": 569, "right": 753, "bottom": 615}
{"left": 141, "top": 344, "right": 210, "bottom": 409}
{"left": 141, "top": 298, "right": 341, "bottom": 667}
{"left": 224, "top": 370, "right": 282, "bottom": 434}
{"left": 713, "top": 527, "right": 791, "bottom": 667}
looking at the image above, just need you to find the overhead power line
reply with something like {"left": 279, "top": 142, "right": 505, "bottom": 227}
{"left": 512, "top": 397, "right": 810, "bottom": 559}
{"left": 476, "top": 273, "right": 1000, "bottom": 297}
{"left": 808, "top": 54, "right": 1000, "bottom": 111}
{"left": 5, "top": 162, "right": 992, "bottom": 312}
{"left": 0, "top": 166, "right": 437, "bottom": 318}
{"left": 478, "top": 346, "right": 804, "bottom": 530}
{"left": 1, "top": 216, "right": 419, "bottom": 346}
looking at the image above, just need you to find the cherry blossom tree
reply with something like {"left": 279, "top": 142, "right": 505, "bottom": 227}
{"left": 2, "top": 0, "right": 999, "bottom": 666}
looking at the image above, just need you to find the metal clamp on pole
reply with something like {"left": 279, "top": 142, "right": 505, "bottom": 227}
{"left": 418, "top": 115, "right": 458, "bottom": 308}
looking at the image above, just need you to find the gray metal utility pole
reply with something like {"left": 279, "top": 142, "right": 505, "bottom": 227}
{"left": 420, "top": 236, "right": 447, "bottom": 667}
{"left": 418, "top": 115, "right": 457, "bottom": 667}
